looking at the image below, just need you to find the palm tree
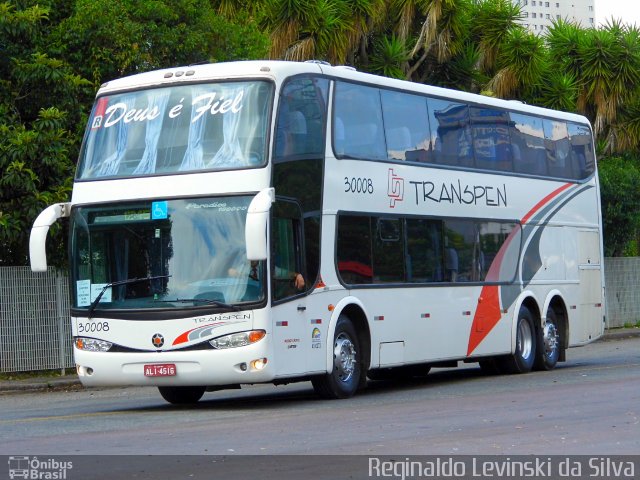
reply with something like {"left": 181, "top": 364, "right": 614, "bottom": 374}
{"left": 547, "top": 19, "right": 640, "bottom": 151}
{"left": 263, "top": 0, "right": 390, "bottom": 65}
{"left": 485, "top": 27, "right": 546, "bottom": 99}
{"left": 406, "top": 0, "right": 470, "bottom": 79}
{"left": 368, "top": 35, "right": 410, "bottom": 78}
{"left": 536, "top": 71, "right": 579, "bottom": 112}
{"left": 468, "top": 0, "right": 523, "bottom": 74}
{"left": 262, "top": 0, "right": 312, "bottom": 61}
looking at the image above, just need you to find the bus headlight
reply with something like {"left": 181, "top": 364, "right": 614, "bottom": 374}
{"left": 75, "top": 337, "right": 113, "bottom": 352}
{"left": 209, "top": 330, "right": 265, "bottom": 349}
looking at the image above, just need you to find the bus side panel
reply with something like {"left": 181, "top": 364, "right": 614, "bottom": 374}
{"left": 576, "top": 230, "right": 605, "bottom": 343}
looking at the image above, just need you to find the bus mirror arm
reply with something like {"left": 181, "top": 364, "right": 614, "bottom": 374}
{"left": 245, "top": 188, "right": 274, "bottom": 261}
{"left": 29, "top": 203, "right": 71, "bottom": 272}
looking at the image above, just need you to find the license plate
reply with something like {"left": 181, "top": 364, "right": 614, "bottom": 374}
{"left": 144, "top": 363, "right": 176, "bottom": 377}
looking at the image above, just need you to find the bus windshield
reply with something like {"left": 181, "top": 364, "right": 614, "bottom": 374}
{"left": 77, "top": 81, "right": 273, "bottom": 179}
{"left": 70, "top": 195, "right": 264, "bottom": 312}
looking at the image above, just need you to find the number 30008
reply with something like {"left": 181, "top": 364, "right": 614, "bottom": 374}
{"left": 344, "top": 177, "right": 374, "bottom": 194}
{"left": 77, "top": 321, "right": 110, "bottom": 333}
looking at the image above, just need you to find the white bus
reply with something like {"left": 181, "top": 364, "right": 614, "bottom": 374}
{"left": 30, "top": 60, "right": 605, "bottom": 404}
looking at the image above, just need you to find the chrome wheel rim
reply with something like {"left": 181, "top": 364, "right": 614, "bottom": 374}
{"left": 543, "top": 322, "right": 559, "bottom": 360}
{"left": 517, "top": 318, "right": 533, "bottom": 360}
{"left": 333, "top": 333, "right": 356, "bottom": 382}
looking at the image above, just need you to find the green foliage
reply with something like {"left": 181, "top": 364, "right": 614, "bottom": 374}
{"left": 535, "top": 72, "right": 578, "bottom": 112}
{"left": 0, "top": 1, "right": 85, "bottom": 266}
{"left": 369, "top": 35, "right": 410, "bottom": 79}
{"left": 50, "top": 0, "right": 268, "bottom": 85}
{"left": 0, "top": 0, "right": 268, "bottom": 266}
{"left": 598, "top": 155, "right": 640, "bottom": 257}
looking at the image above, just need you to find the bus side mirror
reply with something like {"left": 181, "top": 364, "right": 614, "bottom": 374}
{"left": 245, "top": 188, "right": 274, "bottom": 261}
{"left": 29, "top": 203, "right": 71, "bottom": 272}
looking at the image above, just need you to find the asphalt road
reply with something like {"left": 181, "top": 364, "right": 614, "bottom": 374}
{"left": 1, "top": 335, "right": 638, "bottom": 458}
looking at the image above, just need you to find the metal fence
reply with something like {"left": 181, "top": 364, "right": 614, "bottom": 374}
{"left": 0, "top": 267, "right": 73, "bottom": 373}
{"left": 1, "top": 260, "right": 638, "bottom": 373}
{"left": 603, "top": 257, "right": 640, "bottom": 329}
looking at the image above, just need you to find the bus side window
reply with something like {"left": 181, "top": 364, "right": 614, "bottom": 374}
{"left": 337, "top": 215, "right": 373, "bottom": 285}
{"left": 373, "top": 218, "right": 404, "bottom": 283}
{"left": 510, "top": 113, "right": 547, "bottom": 176}
{"left": 470, "top": 107, "right": 513, "bottom": 172}
{"left": 333, "top": 82, "right": 386, "bottom": 160}
{"left": 567, "top": 122, "right": 595, "bottom": 180}
{"left": 380, "top": 90, "right": 430, "bottom": 162}
{"left": 406, "top": 218, "right": 443, "bottom": 282}
{"left": 443, "top": 220, "right": 475, "bottom": 282}
{"left": 544, "top": 119, "right": 573, "bottom": 179}
{"left": 427, "top": 98, "right": 474, "bottom": 168}
{"left": 274, "top": 77, "right": 327, "bottom": 160}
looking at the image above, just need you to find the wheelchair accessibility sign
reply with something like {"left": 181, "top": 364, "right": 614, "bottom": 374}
{"left": 152, "top": 201, "right": 168, "bottom": 220}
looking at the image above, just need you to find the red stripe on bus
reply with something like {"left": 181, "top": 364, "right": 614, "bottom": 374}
{"left": 467, "top": 183, "right": 573, "bottom": 356}
{"left": 521, "top": 183, "right": 572, "bottom": 225}
{"left": 467, "top": 285, "right": 502, "bottom": 356}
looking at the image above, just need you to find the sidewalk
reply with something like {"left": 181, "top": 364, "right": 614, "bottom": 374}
{"left": 1, "top": 327, "right": 638, "bottom": 395}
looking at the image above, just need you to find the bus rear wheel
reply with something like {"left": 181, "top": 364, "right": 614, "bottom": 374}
{"left": 312, "top": 315, "right": 362, "bottom": 399}
{"left": 158, "top": 386, "right": 206, "bottom": 404}
{"left": 535, "top": 308, "right": 560, "bottom": 371}
{"left": 500, "top": 305, "right": 537, "bottom": 374}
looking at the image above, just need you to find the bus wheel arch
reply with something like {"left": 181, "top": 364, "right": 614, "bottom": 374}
{"left": 314, "top": 301, "right": 371, "bottom": 398}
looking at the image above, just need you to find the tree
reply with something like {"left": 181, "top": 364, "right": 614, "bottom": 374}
{"left": 546, "top": 19, "right": 640, "bottom": 153}
{"left": 49, "top": 0, "right": 269, "bottom": 86}
{"left": 0, "top": 0, "right": 269, "bottom": 266}
{"left": 598, "top": 155, "right": 640, "bottom": 256}
{"left": 264, "top": 0, "right": 366, "bottom": 64}
{"left": 0, "top": 1, "right": 90, "bottom": 266}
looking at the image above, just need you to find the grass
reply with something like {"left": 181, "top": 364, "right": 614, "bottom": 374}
{"left": 621, "top": 320, "right": 640, "bottom": 329}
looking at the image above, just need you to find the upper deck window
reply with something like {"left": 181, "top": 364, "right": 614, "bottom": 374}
{"left": 77, "top": 81, "right": 273, "bottom": 180}
{"left": 331, "top": 80, "right": 595, "bottom": 182}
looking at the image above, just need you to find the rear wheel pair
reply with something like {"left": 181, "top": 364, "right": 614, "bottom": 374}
{"left": 482, "top": 305, "right": 560, "bottom": 374}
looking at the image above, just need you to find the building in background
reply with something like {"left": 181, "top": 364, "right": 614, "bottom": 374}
{"left": 513, "top": 0, "right": 595, "bottom": 34}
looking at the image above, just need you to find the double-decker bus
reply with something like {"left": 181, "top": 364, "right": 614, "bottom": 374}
{"left": 30, "top": 60, "right": 604, "bottom": 404}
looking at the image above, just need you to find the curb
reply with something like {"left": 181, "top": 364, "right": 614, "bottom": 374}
{"left": 601, "top": 327, "right": 640, "bottom": 341}
{"left": 0, "top": 377, "right": 83, "bottom": 395}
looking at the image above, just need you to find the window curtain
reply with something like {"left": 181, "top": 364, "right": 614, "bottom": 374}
{"left": 97, "top": 95, "right": 135, "bottom": 177}
{"left": 179, "top": 86, "right": 210, "bottom": 172}
{"left": 133, "top": 90, "right": 171, "bottom": 175}
{"left": 208, "top": 85, "right": 244, "bottom": 168}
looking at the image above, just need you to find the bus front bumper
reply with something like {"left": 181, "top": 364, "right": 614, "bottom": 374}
{"left": 74, "top": 342, "right": 275, "bottom": 387}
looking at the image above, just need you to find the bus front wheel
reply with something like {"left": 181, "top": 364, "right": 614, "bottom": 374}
{"left": 158, "top": 386, "right": 206, "bottom": 404}
{"left": 312, "top": 315, "right": 362, "bottom": 399}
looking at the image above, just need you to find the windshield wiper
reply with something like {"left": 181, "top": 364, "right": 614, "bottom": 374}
{"left": 87, "top": 275, "right": 171, "bottom": 318}
{"left": 156, "top": 298, "right": 240, "bottom": 311}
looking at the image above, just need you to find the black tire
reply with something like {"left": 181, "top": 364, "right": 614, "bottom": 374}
{"left": 312, "top": 315, "right": 362, "bottom": 399}
{"left": 158, "top": 386, "right": 205, "bottom": 405}
{"left": 499, "top": 305, "right": 537, "bottom": 374}
{"left": 534, "top": 308, "right": 561, "bottom": 371}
